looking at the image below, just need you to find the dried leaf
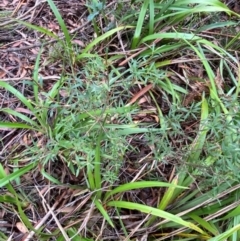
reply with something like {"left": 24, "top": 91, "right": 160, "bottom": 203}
{"left": 59, "top": 89, "right": 69, "bottom": 97}
{"left": 12, "top": 41, "right": 23, "bottom": 47}
{"left": 72, "top": 39, "right": 85, "bottom": 47}
{"left": 14, "top": 108, "right": 33, "bottom": 115}
{"left": 215, "top": 68, "right": 224, "bottom": 94}
{"left": 0, "top": 70, "right": 6, "bottom": 78}
{"left": 20, "top": 68, "right": 27, "bottom": 78}
{"left": 59, "top": 206, "right": 75, "bottom": 213}
{"left": 127, "top": 84, "right": 153, "bottom": 106}
{"left": 16, "top": 222, "right": 28, "bottom": 234}
{"left": 138, "top": 96, "right": 148, "bottom": 104}
{"left": 151, "top": 115, "right": 159, "bottom": 123}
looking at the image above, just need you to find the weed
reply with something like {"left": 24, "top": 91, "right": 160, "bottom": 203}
{"left": 1, "top": 0, "right": 240, "bottom": 240}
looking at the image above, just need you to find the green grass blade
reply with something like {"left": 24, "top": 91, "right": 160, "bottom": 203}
{"left": 66, "top": 228, "right": 93, "bottom": 241}
{"left": 225, "top": 32, "right": 240, "bottom": 49}
{"left": 1, "top": 108, "right": 39, "bottom": 127}
{"left": 187, "top": 96, "right": 209, "bottom": 163}
{"left": 116, "top": 127, "right": 159, "bottom": 135}
{"left": 158, "top": 0, "right": 175, "bottom": 17}
{"left": 196, "top": 43, "right": 218, "bottom": 96}
{"left": 140, "top": 32, "right": 201, "bottom": 44}
{"left": 87, "top": 162, "right": 95, "bottom": 191}
{"left": 184, "top": 39, "right": 227, "bottom": 114}
{"left": 78, "top": 26, "right": 133, "bottom": 58}
{"left": 104, "top": 181, "right": 187, "bottom": 201}
{"left": 189, "top": 214, "right": 219, "bottom": 236}
{"left": 77, "top": 106, "right": 134, "bottom": 120}
{"left": 33, "top": 47, "right": 43, "bottom": 104}
{"left": 0, "top": 164, "right": 22, "bottom": 196}
{"left": 0, "top": 162, "right": 38, "bottom": 188}
{"left": 0, "top": 195, "right": 24, "bottom": 205}
{"left": 167, "top": 173, "right": 195, "bottom": 204}
{"left": 41, "top": 169, "right": 62, "bottom": 185}
{"left": 208, "top": 224, "right": 240, "bottom": 241}
{"left": 13, "top": 19, "right": 59, "bottom": 39}
{"left": 94, "top": 133, "right": 102, "bottom": 199}
{"left": 172, "top": 182, "right": 236, "bottom": 213}
{"left": 140, "top": 43, "right": 185, "bottom": 58}
{"left": 173, "top": 0, "right": 229, "bottom": 8}
{"left": 94, "top": 198, "right": 114, "bottom": 228}
{"left": 46, "top": 0, "right": 72, "bottom": 51}
{"left": 198, "top": 21, "right": 236, "bottom": 32}
{"left": 108, "top": 201, "right": 207, "bottom": 235}
{"left": 148, "top": 0, "right": 154, "bottom": 35}
{"left": 0, "top": 122, "right": 35, "bottom": 130}
{"left": 0, "top": 81, "right": 34, "bottom": 111}
{"left": 0, "top": 82, "right": 45, "bottom": 127}
{"left": 146, "top": 175, "right": 179, "bottom": 226}
{"left": 0, "top": 163, "right": 36, "bottom": 231}
{"left": 47, "top": 77, "right": 62, "bottom": 99}
{"left": 157, "top": 175, "right": 179, "bottom": 210}
{"left": 221, "top": 206, "right": 240, "bottom": 220}
{"left": 131, "top": 0, "right": 149, "bottom": 49}
{"left": 0, "top": 231, "right": 7, "bottom": 240}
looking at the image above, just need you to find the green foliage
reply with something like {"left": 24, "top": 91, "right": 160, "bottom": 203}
{"left": 1, "top": 0, "right": 240, "bottom": 240}
{"left": 129, "top": 0, "right": 232, "bottom": 49}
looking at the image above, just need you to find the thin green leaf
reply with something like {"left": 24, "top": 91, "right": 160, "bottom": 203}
{"left": 140, "top": 32, "right": 201, "bottom": 44}
{"left": 0, "top": 81, "right": 34, "bottom": 111}
{"left": 13, "top": 19, "right": 59, "bottom": 39}
{"left": 0, "top": 164, "right": 20, "bottom": 195}
{"left": 0, "top": 195, "right": 27, "bottom": 206}
{"left": 173, "top": 0, "right": 229, "bottom": 8}
{"left": 146, "top": 175, "right": 179, "bottom": 226}
{"left": 189, "top": 214, "right": 219, "bottom": 236}
{"left": 94, "top": 199, "right": 114, "bottom": 227}
{"left": 104, "top": 180, "right": 187, "bottom": 201}
{"left": 66, "top": 228, "right": 93, "bottom": 241}
{"left": 47, "top": 77, "right": 63, "bottom": 100}
{"left": 187, "top": 97, "right": 209, "bottom": 163}
{"left": 46, "top": 0, "right": 72, "bottom": 51}
{"left": 108, "top": 201, "right": 207, "bottom": 235}
{"left": 87, "top": 163, "right": 95, "bottom": 191}
{"left": 225, "top": 32, "right": 240, "bottom": 49}
{"left": 0, "top": 122, "right": 35, "bottom": 130}
{"left": 76, "top": 106, "right": 135, "bottom": 121}
{"left": 1, "top": 108, "right": 39, "bottom": 127}
{"left": 221, "top": 205, "right": 240, "bottom": 220}
{"left": 0, "top": 162, "right": 38, "bottom": 188}
{"left": 208, "top": 224, "right": 240, "bottom": 241}
{"left": 40, "top": 169, "right": 62, "bottom": 185}
{"left": 116, "top": 127, "right": 159, "bottom": 135}
{"left": 158, "top": 175, "right": 179, "bottom": 210}
{"left": 131, "top": 0, "right": 149, "bottom": 49}
{"left": 148, "top": 0, "right": 154, "bottom": 35}
{"left": 33, "top": 48, "right": 43, "bottom": 104}
{"left": 94, "top": 133, "right": 102, "bottom": 199}
{"left": 198, "top": 21, "right": 237, "bottom": 32}
{"left": 184, "top": 39, "right": 228, "bottom": 114}
{"left": 79, "top": 26, "right": 133, "bottom": 58}
{"left": 0, "top": 164, "right": 36, "bottom": 231}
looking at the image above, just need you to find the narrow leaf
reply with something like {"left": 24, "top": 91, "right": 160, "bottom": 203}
{"left": 104, "top": 181, "right": 187, "bottom": 201}
{"left": 108, "top": 201, "right": 207, "bottom": 234}
{"left": 94, "top": 199, "right": 114, "bottom": 227}
{"left": 0, "top": 82, "right": 34, "bottom": 111}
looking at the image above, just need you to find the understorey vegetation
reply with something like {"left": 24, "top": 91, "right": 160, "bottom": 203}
{"left": 0, "top": 0, "right": 240, "bottom": 240}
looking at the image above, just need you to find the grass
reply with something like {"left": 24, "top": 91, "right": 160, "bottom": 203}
{"left": 0, "top": 0, "right": 240, "bottom": 240}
